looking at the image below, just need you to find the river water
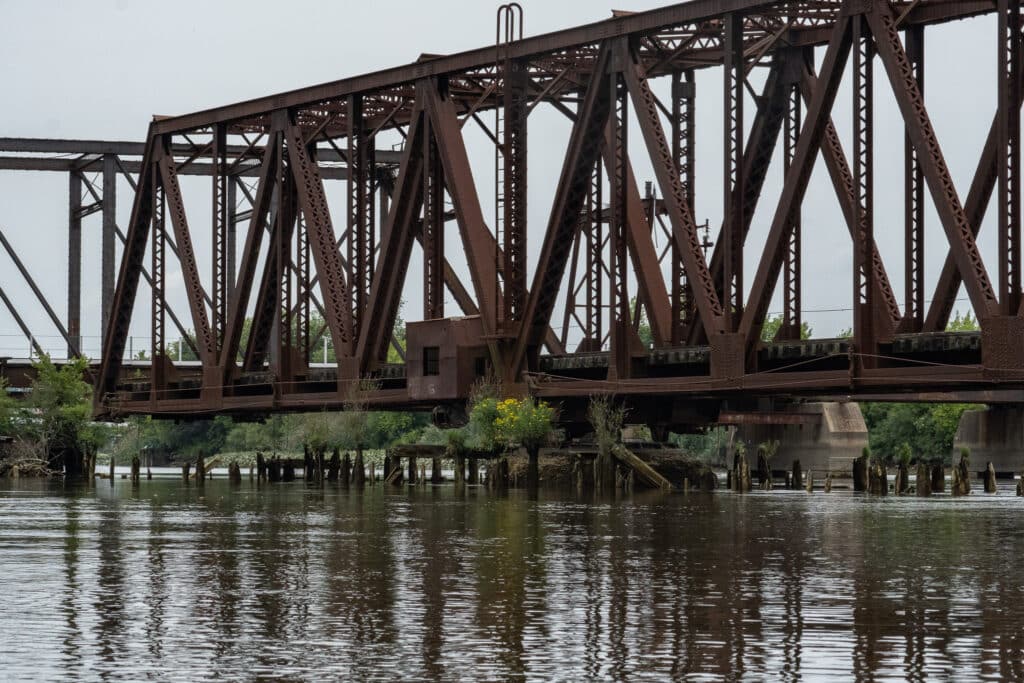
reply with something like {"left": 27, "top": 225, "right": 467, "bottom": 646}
{"left": 1, "top": 476, "right": 1023, "bottom": 681}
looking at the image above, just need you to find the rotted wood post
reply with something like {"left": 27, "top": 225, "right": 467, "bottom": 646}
{"left": 868, "top": 460, "right": 887, "bottom": 496}
{"left": 195, "top": 456, "right": 206, "bottom": 483}
{"left": 108, "top": 455, "right": 115, "bottom": 481}
{"left": 431, "top": 457, "right": 442, "bottom": 484}
{"left": 370, "top": 462, "right": 376, "bottom": 483}
{"left": 468, "top": 457, "right": 479, "bottom": 485}
{"left": 130, "top": 456, "right": 140, "bottom": 483}
{"left": 267, "top": 457, "right": 281, "bottom": 482}
{"left": 303, "top": 445, "right": 313, "bottom": 481}
{"left": 852, "top": 453, "right": 868, "bottom": 492}
{"left": 282, "top": 460, "right": 296, "bottom": 481}
{"left": 408, "top": 456, "right": 417, "bottom": 485}
{"left": 895, "top": 462, "right": 909, "bottom": 495}
{"left": 327, "top": 449, "right": 340, "bottom": 482}
{"left": 824, "top": 473, "right": 833, "bottom": 493}
{"left": 1017, "top": 474, "right": 1024, "bottom": 496}
{"left": 382, "top": 453, "right": 392, "bottom": 481}
{"left": 341, "top": 452, "right": 352, "bottom": 485}
{"left": 916, "top": 463, "right": 932, "bottom": 496}
{"left": 805, "top": 470, "right": 813, "bottom": 493}
{"left": 454, "top": 453, "right": 465, "bottom": 485}
{"left": 984, "top": 462, "right": 997, "bottom": 493}
{"left": 228, "top": 462, "right": 242, "bottom": 485}
{"left": 353, "top": 450, "right": 366, "bottom": 487}
{"left": 147, "top": 465, "right": 152, "bottom": 480}
{"left": 181, "top": 461, "right": 190, "bottom": 482}
{"left": 931, "top": 464, "right": 945, "bottom": 493}
{"left": 420, "top": 461, "right": 426, "bottom": 485}
{"left": 256, "top": 452, "right": 267, "bottom": 481}
{"left": 791, "top": 460, "right": 802, "bottom": 490}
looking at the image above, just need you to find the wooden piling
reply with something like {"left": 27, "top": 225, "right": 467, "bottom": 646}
{"left": 408, "top": 456, "right": 417, "bottom": 485}
{"left": 916, "top": 462, "right": 932, "bottom": 496}
{"left": 868, "top": 460, "right": 887, "bottom": 495}
{"left": 1017, "top": 474, "right": 1024, "bottom": 496}
{"left": 931, "top": 464, "right": 945, "bottom": 493}
{"left": 353, "top": 450, "right": 366, "bottom": 487}
{"left": 791, "top": 460, "right": 802, "bottom": 491}
{"left": 369, "top": 462, "right": 376, "bottom": 483}
{"left": 468, "top": 457, "right": 479, "bottom": 485}
{"left": 182, "top": 461, "right": 190, "bottom": 482}
{"left": 824, "top": 472, "right": 833, "bottom": 493}
{"left": 951, "top": 458, "right": 970, "bottom": 496}
{"left": 756, "top": 453, "right": 771, "bottom": 490}
{"left": 147, "top": 465, "right": 153, "bottom": 480}
{"left": 806, "top": 470, "right": 813, "bottom": 493}
{"left": 195, "top": 455, "right": 206, "bottom": 483}
{"left": 108, "top": 456, "right": 115, "bottom": 481}
{"left": 341, "top": 452, "right": 352, "bottom": 485}
{"left": 327, "top": 449, "right": 340, "bottom": 482}
{"left": 282, "top": 460, "right": 296, "bottom": 482}
{"left": 431, "top": 457, "right": 442, "bottom": 484}
{"left": 852, "top": 453, "right": 868, "bottom": 492}
{"left": 454, "top": 453, "right": 465, "bottom": 485}
{"left": 895, "top": 462, "right": 909, "bottom": 495}
{"left": 984, "top": 461, "right": 997, "bottom": 493}
{"left": 256, "top": 452, "right": 267, "bottom": 481}
{"left": 228, "top": 462, "right": 242, "bottom": 485}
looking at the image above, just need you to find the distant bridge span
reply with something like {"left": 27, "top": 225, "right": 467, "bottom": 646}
{"left": 87, "top": 0, "right": 1024, "bottom": 430}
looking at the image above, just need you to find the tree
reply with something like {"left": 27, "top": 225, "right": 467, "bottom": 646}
{"left": 20, "top": 355, "right": 95, "bottom": 474}
{"left": 760, "top": 314, "right": 812, "bottom": 342}
{"left": 947, "top": 310, "right": 979, "bottom": 332}
{"left": 492, "top": 396, "right": 556, "bottom": 487}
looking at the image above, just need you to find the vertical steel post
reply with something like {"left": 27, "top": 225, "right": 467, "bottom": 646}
{"left": 586, "top": 158, "right": 604, "bottom": 351}
{"left": 671, "top": 69, "right": 696, "bottom": 345}
{"left": 903, "top": 26, "right": 925, "bottom": 331}
{"left": 852, "top": 16, "right": 876, "bottom": 365}
{"left": 422, "top": 116, "right": 444, "bottom": 320}
{"left": 723, "top": 13, "right": 745, "bottom": 331}
{"left": 780, "top": 81, "right": 802, "bottom": 341}
{"left": 212, "top": 124, "right": 228, "bottom": 355}
{"left": 348, "top": 94, "right": 376, "bottom": 337}
{"left": 101, "top": 154, "right": 117, "bottom": 343}
{"left": 609, "top": 69, "right": 630, "bottom": 379}
{"left": 503, "top": 60, "right": 528, "bottom": 324}
{"left": 999, "top": 0, "right": 1022, "bottom": 314}
{"left": 227, "top": 174, "right": 237, "bottom": 304}
{"left": 151, "top": 163, "right": 166, "bottom": 402}
{"left": 68, "top": 171, "right": 82, "bottom": 357}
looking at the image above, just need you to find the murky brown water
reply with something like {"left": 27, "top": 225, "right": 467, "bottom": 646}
{"left": 1, "top": 477, "right": 1023, "bottom": 681}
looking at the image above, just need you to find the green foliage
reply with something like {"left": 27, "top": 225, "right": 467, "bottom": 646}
{"left": 493, "top": 397, "right": 556, "bottom": 451}
{"left": 587, "top": 394, "right": 626, "bottom": 452}
{"left": 757, "top": 439, "right": 780, "bottom": 461}
{"left": 895, "top": 442, "right": 913, "bottom": 466}
{"left": 26, "top": 355, "right": 94, "bottom": 454}
{"left": 669, "top": 426, "right": 729, "bottom": 464}
{"left": 947, "top": 310, "right": 979, "bottom": 332}
{"left": 0, "top": 378, "right": 17, "bottom": 436}
{"left": 760, "top": 314, "right": 812, "bottom": 342}
{"left": 861, "top": 402, "right": 976, "bottom": 464}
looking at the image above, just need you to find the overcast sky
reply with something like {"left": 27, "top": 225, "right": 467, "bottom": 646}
{"left": 0, "top": 1, "right": 998, "bottom": 358}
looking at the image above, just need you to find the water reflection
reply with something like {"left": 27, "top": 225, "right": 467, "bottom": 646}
{"left": 3, "top": 478, "right": 1024, "bottom": 680}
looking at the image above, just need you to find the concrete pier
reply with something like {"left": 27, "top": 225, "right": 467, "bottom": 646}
{"left": 730, "top": 402, "right": 868, "bottom": 476}
{"left": 954, "top": 406, "right": 1024, "bottom": 477}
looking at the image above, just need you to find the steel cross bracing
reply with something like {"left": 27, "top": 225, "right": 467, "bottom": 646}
{"left": 88, "top": 0, "right": 1024, "bottom": 427}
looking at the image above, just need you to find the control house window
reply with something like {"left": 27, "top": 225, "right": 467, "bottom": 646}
{"left": 423, "top": 346, "right": 440, "bottom": 376}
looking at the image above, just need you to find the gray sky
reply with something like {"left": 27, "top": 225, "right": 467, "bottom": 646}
{"left": 0, "top": 1, "right": 998, "bottom": 358}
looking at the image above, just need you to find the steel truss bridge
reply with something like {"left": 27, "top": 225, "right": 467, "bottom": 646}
{"left": 65, "top": 0, "right": 1024, "bottom": 428}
